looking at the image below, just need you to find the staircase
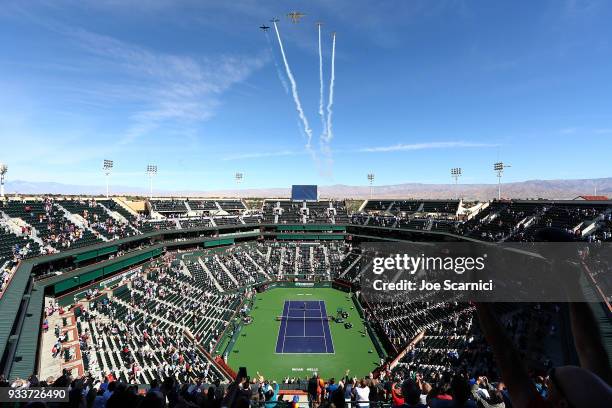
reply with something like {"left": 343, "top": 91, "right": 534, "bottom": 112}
{"left": 340, "top": 254, "right": 362, "bottom": 279}
{"left": 55, "top": 202, "right": 108, "bottom": 242}
{"left": 243, "top": 251, "right": 271, "bottom": 280}
{"left": 0, "top": 210, "right": 48, "bottom": 250}
{"left": 98, "top": 201, "right": 140, "bottom": 235}
{"left": 215, "top": 255, "right": 239, "bottom": 286}
{"left": 278, "top": 247, "right": 285, "bottom": 277}
{"left": 198, "top": 257, "right": 224, "bottom": 292}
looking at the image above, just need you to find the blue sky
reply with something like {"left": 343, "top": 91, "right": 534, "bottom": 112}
{"left": 1, "top": 0, "right": 611, "bottom": 191}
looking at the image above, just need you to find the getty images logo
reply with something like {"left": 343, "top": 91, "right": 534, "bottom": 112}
{"left": 372, "top": 253, "right": 487, "bottom": 275}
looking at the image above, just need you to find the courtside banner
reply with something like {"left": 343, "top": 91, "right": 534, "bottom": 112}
{"left": 359, "top": 242, "right": 611, "bottom": 303}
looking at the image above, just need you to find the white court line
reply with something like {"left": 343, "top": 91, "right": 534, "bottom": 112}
{"left": 281, "top": 301, "right": 289, "bottom": 353}
{"left": 324, "top": 301, "right": 336, "bottom": 353}
{"left": 319, "top": 300, "right": 328, "bottom": 353}
{"left": 276, "top": 301, "right": 290, "bottom": 354}
{"left": 284, "top": 335, "right": 326, "bottom": 338}
{"left": 275, "top": 317, "right": 284, "bottom": 353}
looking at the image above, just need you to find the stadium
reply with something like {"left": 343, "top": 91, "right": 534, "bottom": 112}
{"left": 0, "top": 190, "right": 610, "bottom": 406}
{"left": 1, "top": 2, "right": 612, "bottom": 408}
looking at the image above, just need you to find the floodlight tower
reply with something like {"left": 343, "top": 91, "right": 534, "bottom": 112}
{"left": 0, "top": 163, "right": 7, "bottom": 199}
{"left": 367, "top": 173, "right": 375, "bottom": 200}
{"left": 146, "top": 164, "right": 157, "bottom": 199}
{"left": 494, "top": 162, "right": 511, "bottom": 200}
{"left": 235, "top": 172, "right": 244, "bottom": 199}
{"left": 235, "top": 172, "right": 244, "bottom": 185}
{"left": 103, "top": 159, "right": 113, "bottom": 198}
{"left": 451, "top": 168, "right": 462, "bottom": 199}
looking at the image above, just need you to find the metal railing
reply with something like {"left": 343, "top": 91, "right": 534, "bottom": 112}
{"left": 252, "top": 401, "right": 392, "bottom": 408}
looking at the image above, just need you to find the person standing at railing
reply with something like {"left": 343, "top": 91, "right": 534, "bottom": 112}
{"left": 308, "top": 373, "right": 319, "bottom": 408}
{"left": 263, "top": 380, "right": 280, "bottom": 408}
{"left": 399, "top": 379, "right": 427, "bottom": 408}
{"left": 390, "top": 377, "right": 405, "bottom": 407}
{"left": 326, "top": 377, "right": 339, "bottom": 401}
{"left": 354, "top": 379, "right": 371, "bottom": 408}
{"left": 344, "top": 376, "right": 355, "bottom": 406}
{"left": 331, "top": 381, "right": 346, "bottom": 408}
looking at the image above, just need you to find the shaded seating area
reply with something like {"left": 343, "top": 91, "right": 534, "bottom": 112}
{"left": 61, "top": 199, "right": 134, "bottom": 240}
{"left": 1, "top": 199, "right": 102, "bottom": 250}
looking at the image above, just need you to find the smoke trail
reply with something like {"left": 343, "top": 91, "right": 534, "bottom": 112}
{"left": 272, "top": 21, "right": 314, "bottom": 149}
{"left": 325, "top": 32, "right": 336, "bottom": 144}
{"left": 318, "top": 24, "right": 326, "bottom": 142}
{"left": 265, "top": 31, "right": 289, "bottom": 94}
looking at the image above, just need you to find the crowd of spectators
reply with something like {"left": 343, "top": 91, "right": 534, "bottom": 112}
{"left": 2, "top": 198, "right": 612, "bottom": 265}
{"left": 62, "top": 198, "right": 137, "bottom": 241}
{"left": 5, "top": 287, "right": 610, "bottom": 407}
{"left": 1, "top": 197, "right": 103, "bottom": 251}
{"left": 1, "top": 195, "right": 611, "bottom": 407}
{"left": 263, "top": 201, "right": 349, "bottom": 225}
{"left": 0, "top": 224, "right": 41, "bottom": 296}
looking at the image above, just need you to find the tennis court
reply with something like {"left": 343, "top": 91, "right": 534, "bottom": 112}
{"left": 275, "top": 300, "right": 334, "bottom": 354}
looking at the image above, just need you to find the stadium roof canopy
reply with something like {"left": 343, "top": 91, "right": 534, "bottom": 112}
{"left": 573, "top": 195, "right": 610, "bottom": 201}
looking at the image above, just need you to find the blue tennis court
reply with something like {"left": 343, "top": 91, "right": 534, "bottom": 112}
{"left": 275, "top": 300, "right": 334, "bottom": 354}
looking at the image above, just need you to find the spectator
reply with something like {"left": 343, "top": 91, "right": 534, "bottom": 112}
{"left": 401, "top": 378, "right": 427, "bottom": 408}
{"left": 354, "top": 379, "right": 371, "bottom": 408}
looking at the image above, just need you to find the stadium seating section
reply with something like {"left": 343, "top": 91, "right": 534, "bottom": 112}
{"left": 1, "top": 195, "right": 611, "bottom": 403}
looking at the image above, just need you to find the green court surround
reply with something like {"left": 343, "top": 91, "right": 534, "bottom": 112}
{"left": 228, "top": 287, "right": 381, "bottom": 380}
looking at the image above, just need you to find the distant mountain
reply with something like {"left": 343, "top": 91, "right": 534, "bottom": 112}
{"left": 3, "top": 177, "right": 612, "bottom": 201}
{"left": 317, "top": 178, "right": 612, "bottom": 201}
{"left": 4, "top": 180, "right": 149, "bottom": 196}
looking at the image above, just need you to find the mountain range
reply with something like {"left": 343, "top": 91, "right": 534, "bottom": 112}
{"left": 3, "top": 177, "right": 611, "bottom": 201}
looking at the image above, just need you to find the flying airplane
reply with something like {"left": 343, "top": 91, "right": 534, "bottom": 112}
{"left": 287, "top": 11, "right": 305, "bottom": 23}
{"left": 259, "top": 25, "right": 270, "bottom": 31}
{"left": 270, "top": 17, "right": 280, "bottom": 23}
{"left": 316, "top": 21, "right": 323, "bottom": 27}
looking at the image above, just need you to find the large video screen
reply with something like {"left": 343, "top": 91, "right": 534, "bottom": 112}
{"left": 291, "top": 185, "right": 318, "bottom": 201}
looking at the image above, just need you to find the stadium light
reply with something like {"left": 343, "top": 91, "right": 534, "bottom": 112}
{"left": 103, "top": 159, "right": 114, "bottom": 198}
{"left": 0, "top": 163, "right": 7, "bottom": 199}
{"left": 451, "top": 168, "right": 462, "bottom": 199}
{"left": 367, "top": 173, "right": 375, "bottom": 200}
{"left": 235, "top": 172, "right": 244, "bottom": 199}
{"left": 494, "top": 162, "right": 511, "bottom": 200}
{"left": 235, "top": 172, "right": 244, "bottom": 184}
{"left": 146, "top": 164, "right": 157, "bottom": 199}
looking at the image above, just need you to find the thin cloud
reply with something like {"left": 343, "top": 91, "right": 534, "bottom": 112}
{"left": 594, "top": 128, "right": 612, "bottom": 134}
{"left": 63, "top": 28, "right": 268, "bottom": 145}
{"left": 222, "top": 150, "right": 303, "bottom": 161}
{"left": 358, "top": 141, "right": 499, "bottom": 153}
{"left": 560, "top": 127, "right": 577, "bottom": 134}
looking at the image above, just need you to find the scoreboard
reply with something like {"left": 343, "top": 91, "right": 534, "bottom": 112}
{"left": 291, "top": 185, "right": 318, "bottom": 201}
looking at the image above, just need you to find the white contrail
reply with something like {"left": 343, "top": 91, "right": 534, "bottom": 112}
{"left": 272, "top": 21, "right": 313, "bottom": 149}
{"left": 265, "top": 31, "right": 289, "bottom": 94}
{"left": 325, "top": 32, "right": 336, "bottom": 143}
{"left": 318, "top": 24, "right": 326, "bottom": 142}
